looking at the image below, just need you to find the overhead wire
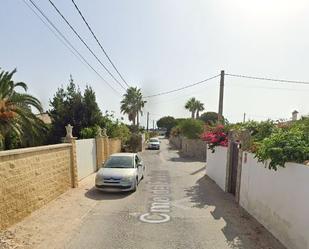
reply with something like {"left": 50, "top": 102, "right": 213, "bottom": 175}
{"left": 70, "top": 0, "right": 130, "bottom": 88}
{"left": 226, "top": 73, "right": 309, "bottom": 85}
{"left": 23, "top": 0, "right": 122, "bottom": 96}
{"left": 144, "top": 72, "right": 309, "bottom": 99}
{"left": 47, "top": 0, "right": 127, "bottom": 90}
{"left": 22, "top": 0, "right": 86, "bottom": 69}
{"left": 226, "top": 84, "right": 309, "bottom": 92}
{"left": 143, "top": 74, "right": 220, "bottom": 98}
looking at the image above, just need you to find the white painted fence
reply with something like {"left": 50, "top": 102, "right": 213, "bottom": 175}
{"left": 76, "top": 139, "right": 97, "bottom": 180}
{"left": 240, "top": 152, "right": 309, "bottom": 249}
{"left": 206, "top": 147, "right": 227, "bottom": 191}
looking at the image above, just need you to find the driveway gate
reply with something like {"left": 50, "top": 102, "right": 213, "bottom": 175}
{"left": 228, "top": 141, "right": 239, "bottom": 195}
{"left": 76, "top": 138, "right": 97, "bottom": 180}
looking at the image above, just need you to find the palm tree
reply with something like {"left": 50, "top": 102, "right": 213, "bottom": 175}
{"left": 195, "top": 100, "right": 205, "bottom": 119}
{"left": 0, "top": 68, "right": 45, "bottom": 149}
{"left": 120, "top": 87, "right": 146, "bottom": 127}
{"left": 185, "top": 98, "right": 205, "bottom": 119}
{"left": 185, "top": 97, "right": 197, "bottom": 118}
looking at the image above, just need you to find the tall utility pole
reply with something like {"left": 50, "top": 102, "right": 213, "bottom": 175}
{"left": 243, "top": 113, "right": 246, "bottom": 123}
{"left": 153, "top": 120, "right": 155, "bottom": 130}
{"left": 218, "top": 70, "right": 225, "bottom": 123}
{"left": 146, "top": 112, "right": 149, "bottom": 132}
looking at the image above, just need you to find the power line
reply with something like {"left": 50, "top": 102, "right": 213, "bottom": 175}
{"left": 226, "top": 73, "right": 309, "bottom": 85}
{"left": 24, "top": 0, "right": 122, "bottom": 96}
{"left": 144, "top": 74, "right": 220, "bottom": 98}
{"left": 47, "top": 0, "right": 127, "bottom": 90}
{"left": 70, "top": 0, "right": 129, "bottom": 88}
{"left": 227, "top": 83, "right": 309, "bottom": 92}
{"left": 21, "top": 0, "right": 86, "bottom": 69}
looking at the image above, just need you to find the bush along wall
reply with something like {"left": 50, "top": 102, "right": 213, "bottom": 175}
{"left": 201, "top": 118, "right": 309, "bottom": 171}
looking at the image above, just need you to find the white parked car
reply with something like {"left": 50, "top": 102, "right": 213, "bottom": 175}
{"left": 95, "top": 153, "right": 145, "bottom": 192}
{"left": 147, "top": 138, "right": 160, "bottom": 150}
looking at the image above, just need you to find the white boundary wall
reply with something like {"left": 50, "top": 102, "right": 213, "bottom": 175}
{"left": 240, "top": 152, "right": 309, "bottom": 249}
{"left": 76, "top": 139, "right": 97, "bottom": 180}
{"left": 206, "top": 147, "right": 227, "bottom": 191}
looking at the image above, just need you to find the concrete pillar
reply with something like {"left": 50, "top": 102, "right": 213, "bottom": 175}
{"left": 95, "top": 136, "right": 104, "bottom": 170}
{"left": 64, "top": 124, "right": 78, "bottom": 188}
{"left": 103, "top": 136, "right": 110, "bottom": 162}
{"left": 225, "top": 131, "right": 234, "bottom": 192}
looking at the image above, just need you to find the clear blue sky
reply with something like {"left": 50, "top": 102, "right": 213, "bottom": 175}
{"left": 1, "top": 0, "right": 309, "bottom": 126}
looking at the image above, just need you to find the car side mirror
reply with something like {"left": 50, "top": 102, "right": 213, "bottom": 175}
{"left": 137, "top": 163, "right": 142, "bottom": 167}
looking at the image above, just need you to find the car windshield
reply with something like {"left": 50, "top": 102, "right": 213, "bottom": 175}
{"left": 149, "top": 138, "right": 159, "bottom": 143}
{"left": 104, "top": 156, "right": 133, "bottom": 168}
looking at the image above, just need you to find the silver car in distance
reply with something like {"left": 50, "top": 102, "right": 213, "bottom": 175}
{"left": 147, "top": 138, "right": 160, "bottom": 150}
{"left": 95, "top": 153, "right": 145, "bottom": 192}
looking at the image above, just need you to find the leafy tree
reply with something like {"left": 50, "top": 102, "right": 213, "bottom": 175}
{"left": 255, "top": 127, "right": 309, "bottom": 170}
{"left": 80, "top": 113, "right": 131, "bottom": 144}
{"left": 175, "top": 118, "right": 186, "bottom": 124}
{"left": 48, "top": 76, "right": 103, "bottom": 142}
{"left": 108, "top": 122, "right": 131, "bottom": 143}
{"left": 199, "top": 112, "right": 229, "bottom": 125}
{"left": 80, "top": 125, "right": 101, "bottom": 139}
{"left": 0, "top": 68, "right": 46, "bottom": 150}
{"left": 178, "top": 119, "right": 204, "bottom": 139}
{"left": 199, "top": 112, "right": 219, "bottom": 125}
{"left": 120, "top": 87, "right": 146, "bottom": 127}
{"left": 157, "top": 116, "right": 177, "bottom": 137}
{"left": 82, "top": 86, "right": 103, "bottom": 127}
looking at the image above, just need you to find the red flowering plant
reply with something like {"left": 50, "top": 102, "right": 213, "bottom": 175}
{"left": 201, "top": 124, "right": 228, "bottom": 153}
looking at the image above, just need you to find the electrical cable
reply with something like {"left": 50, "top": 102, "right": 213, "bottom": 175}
{"left": 144, "top": 74, "right": 220, "bottom": 98}
{"left": 47, "top": 0, "right": 127, "bottom": 90}
{"left": 226, "top": 73, "right": 309, "bottom": 85}
{"left": 24, "top": 0, "right": 122, "bottom": 96}
{"left": 70, "top": 0, "right": 130, "bottom": 87}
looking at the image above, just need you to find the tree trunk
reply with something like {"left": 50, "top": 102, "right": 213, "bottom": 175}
{"left": 132, "top": 115, "right": 136, "bottom": 125}
{"left": 137, "top": 112, "right": 139, "bottom": 127}
{"left": 191, "top": 111, "right": 195, "bottom": 119}
{"left": 196, "top": 111, "right": 200, "bottom": 119}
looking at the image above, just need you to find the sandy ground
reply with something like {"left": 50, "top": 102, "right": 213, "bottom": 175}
{"left": 1, "top": 174, "right": 98, "bottom": 249}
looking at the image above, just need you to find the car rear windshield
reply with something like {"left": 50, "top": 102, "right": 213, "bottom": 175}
{"left": 149, "top": 138, "right": 159, "bottom": 142}
{"left": 104, "top": 156, "right": 133, "bottom": 168}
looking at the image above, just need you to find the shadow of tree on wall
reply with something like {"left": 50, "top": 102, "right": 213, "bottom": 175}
{"left": 184, "top": 176, "right": 286, "bottom": 249}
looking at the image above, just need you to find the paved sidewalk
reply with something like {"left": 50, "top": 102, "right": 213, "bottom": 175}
{"left": 1, "top": 174, "right": 98, "bottom": 249}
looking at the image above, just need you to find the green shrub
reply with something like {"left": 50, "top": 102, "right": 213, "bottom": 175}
{"left": 170, "top": 126, "right": 181, "bottom": 137}
{"left": 178, "top": 119, "right": 204, "bottom": 139}
{"left": 108, "top": 123, "right": 131, "bottom": 143}
{"left": 80, "top": 126, "right": 100, "bottom": 139}
{"left": 255, "top": 127, "right": 309, "bottom": 170}
{"left": 228, "top": 120, "right": 277, "bottom": 142}
{"left": 125, "top": 133, "right": 141, "bottom": 152}
{"left": 225, "top": 118, "right": 309, "bottom": 170}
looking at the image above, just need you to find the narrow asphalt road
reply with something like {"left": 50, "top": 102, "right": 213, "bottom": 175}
{"left": 66, "top": 139, "right": 285, "bottom": 249}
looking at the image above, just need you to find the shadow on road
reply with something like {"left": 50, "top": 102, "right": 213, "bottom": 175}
{"left": 190, "top": 166, "right": 206, "bottom": 175}
{"left": 169, "top": 156, "right": 202, "bottom": 163}
{"left": 184, "top": 176, "right": 286, "bottom": 249}
{"left": 85, "top": 187, "right": 132, "bottom": 201}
